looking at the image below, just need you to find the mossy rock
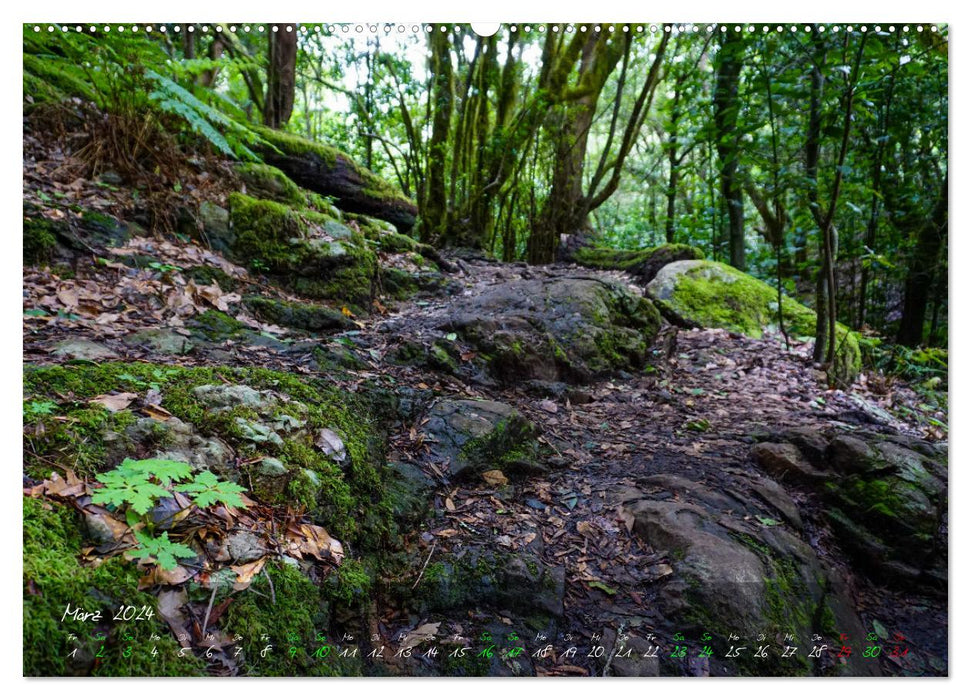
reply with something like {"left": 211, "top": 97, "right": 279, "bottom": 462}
{"left": 755, "top": 429, "right": 947, "bottom": 592}
{"left": 23, "top": 496, "right": 206, "bottom": 676}
{"left": 23, "top": 362, "right": 397, "bottom": 546}
{"left": 23, "top": 205, "right": 135, "bottom": 260}
{"left": 186, "top": 264, "right": 238, "bottom": 292}
{"left": 647, "top": 260, "right": 861, "bottom": 385}
{"left": 236, "top": 162, "right": 312, "bottom": 209}
{"left": 186, "top": 309, "right": 247, "bottom": 342}
{"left": 423, "top": 398, "right": 542, "bottom": 479}
{"left": 618, "top": 486, "right": 876, "bottom": 676}
{"left": 228, "top": 193, "right": 378, "bottom": 311}
{"left": 243, "top": 296, "right": 353, "bottom": 333}
{"left": 573, "top": 243, "right": 704, "bottom": 285}
{"left": 445, "top": 275, "right": 662, "bottom": 383}
{"left": 412, "top": 547, "right": 565, "bottom": 618}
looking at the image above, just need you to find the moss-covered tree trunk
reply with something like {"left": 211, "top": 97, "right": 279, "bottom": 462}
{"left": 421, "top": 26, "right": 454, "bottom": 245}
{"left": 712, "top": 31, "right": 746, "bottom": 271}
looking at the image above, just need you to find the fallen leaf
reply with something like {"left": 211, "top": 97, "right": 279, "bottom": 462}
{"left": 141, "top": 404, "right": 173, "bottom": 421}
{"left": 539, "top": 399, "right": 558, "bottom": 414}
{"left": 231, "top": 557, "right": 268, "bottom": 590}
{"left": 90, "top": 392, "right": 137, "bottom": 412}
{"left": 315, "top": 428, "right": 347, "bottom": 461}
{"left": 587, "top": 580, "right": 617, "bottom": 595}
{"left": 156, "top": 588, "right": 192, "bottom": 643}
{"left": 445, "top": 497, "right": 456, "bottom": 512}
{"left": 482, "top": 470, "right": 509, "bottom": 487}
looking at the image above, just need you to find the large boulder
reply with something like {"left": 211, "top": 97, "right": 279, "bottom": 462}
{"left": 255, "top": 127, "right": 418, "bottom": 233}
{"left": 616, "top": 474, "right": 877, "bottom": 676}
{"left": 443, "top": 275, "right": 662, "bottom": 383}
{"left": 647, "top": 260, "right": 861, "bottom": 385}
{"left": 751, "top": 429, "right": 947, "bottom": 591}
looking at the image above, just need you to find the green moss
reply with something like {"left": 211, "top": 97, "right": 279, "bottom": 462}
{"left": 329, "top": 558, "right": 373, "bottom": 606}
{"left": 381, "top": 268, "right": 421, "bottom": 301}
{"left": 228, "top": 193, "right": 308, "bottom": 272}
{"left": 229, "top": 193, "right": 378, "bottom": 310}
{"left": 23, "top": 216, "right": 58, "bottom": 264}
{"left": 187, "top": 309, "right": 246, "bottom": 341}
{"left": 221, "top": 561, "right": 347, "bottom": 676}
{"left": 23, "top": 362, "right": 394, "bottom": 549}
{"left": 235, "top": 162, "right": 309, "bottom": 209}
{"left": 458, "top": 415, "right": 540, "bottom": 475}
{"left": 23, "top": 496, "right": 205, "bottom": 676}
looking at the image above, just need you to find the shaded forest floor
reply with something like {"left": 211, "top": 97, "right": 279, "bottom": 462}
{"left": 23, "top": 235, "right": 947, "bottom": 676}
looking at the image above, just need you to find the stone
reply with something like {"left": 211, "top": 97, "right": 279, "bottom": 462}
{"left": 243, "top": 296, "right": 353, "bottom": 333}
{"left": 751, "top": 442, "right": 831, "bottom": 484}
{"left": 198, "top": 202, "right": 233, "bottom": 254}
{"left": 122, "top": 328, "right": 194, "bottom": 355}
{"left": 423, "top": 398, "right": 541, "bottom": 479}
{"left": 122, "top": 416, "right": 235, "bottom": 473}
{"left": 417, "top": 548, "right": 565, "bottom": 619}
{"left": 614, "top": 480, "right": 878, "bottom": 676}
{"left": 747, "top": 475, "right": 803, "bottom": 530}
{"left": 602, "top": 630, "right": 661, "bottom": 677}
{"left": 226, "top": 531, "right": 267, "bottom": 563}
{"left": 234, "top": 418, "right": 284, "bottom": 447}
{"left": 442, "top": 275, "right": 662, "bottom": 384}
{"left": 386, "top": 462, "right": 436, "bottom": 526}
{"left": 256, "top": 457, "right": 288, "bottom": 478}
{"left": 52, "top": 339, "right": 118, "bottom": 361}
{"left": 754, "top": 429, "right": 947, "bottom": 592}
{"left": 193, "top": 384, "right": 273, "bottom": 411}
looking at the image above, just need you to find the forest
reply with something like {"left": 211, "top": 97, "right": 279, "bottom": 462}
{"left": 22, "top": 23, "right": 947, "bottom": 678}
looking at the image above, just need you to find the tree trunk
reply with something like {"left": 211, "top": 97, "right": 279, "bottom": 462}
{"left": 420, "top": 26, "right": 453, "bottom": 244}
{"left": 897, "top": 174, "right": 947, "bottom": 346}
{"left": 528, "top": 94, "right": 597, "bottom": 264}
{"left": 713, "top": 32, "right": 745, "bottom": 271}
{"left": 263, "top": 25, "right": 298, "bottom": 129}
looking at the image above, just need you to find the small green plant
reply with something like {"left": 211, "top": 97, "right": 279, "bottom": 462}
{"left": 131, "top": 531, "right": 197, "bottom": 571}
{"left": 24, "top": 399, "right": 58, "bottom": 422}
{"left": 117, "top": 367, "right": 178, "bottom": 392}
{"left": 91, "top": 458, "right": 247, "bottom": 569}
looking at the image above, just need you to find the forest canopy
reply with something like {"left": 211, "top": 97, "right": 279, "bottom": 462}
{"left": 23, "top": 23, "right": 948, "bottom": 353}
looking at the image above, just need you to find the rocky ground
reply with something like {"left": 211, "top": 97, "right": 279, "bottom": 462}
{"left": 22, "top": 123, "right": 947, "bottom": 678}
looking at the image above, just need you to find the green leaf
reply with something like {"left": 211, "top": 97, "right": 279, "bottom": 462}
{"left": 756, "top": 516, "right": 780, "bottom": 527}
{"left": 118, "top": 458, "right": 193, "bottom": 486}
{"left": 131, "top": 531, "right": 197, "bottom": 570}
{"left": 178, "top": 470, "right": 247, "bottom": 509}
{"left": 588, "top": 580, "right": 618, "bottom": 595}
{"left": 91, "top": 469, "right": 171, "bottom": 515}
